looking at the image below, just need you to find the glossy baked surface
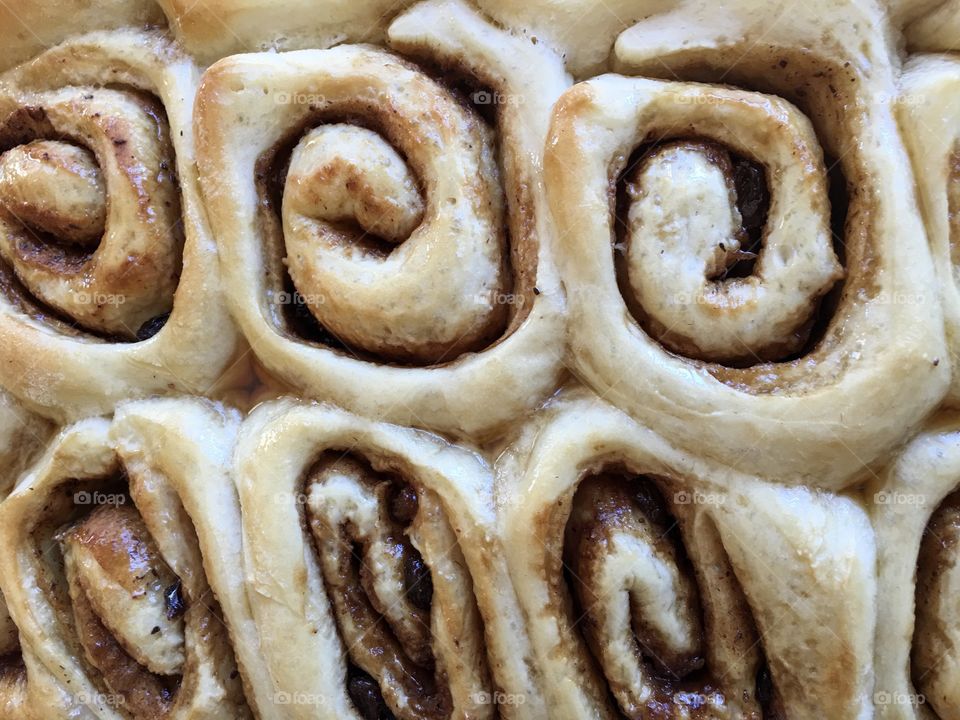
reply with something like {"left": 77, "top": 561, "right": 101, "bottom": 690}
{"left": 0, "top": 1, "right": 957, "bottom": 718}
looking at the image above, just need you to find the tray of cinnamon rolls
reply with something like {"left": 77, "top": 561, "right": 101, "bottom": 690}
{"left": 0, "top": 0, "right": 957, "bottom": 718}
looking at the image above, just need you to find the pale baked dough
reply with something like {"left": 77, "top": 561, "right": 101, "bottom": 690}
{"left": 0, "top": 390, "right": 51, "bottom": 720}
{"left": 898, "top": 55, "right": 960, "bottom": 405}
{"left": 498, "top": 389, "right": 877, "bottom": 719}
{"left": 0, "top": 29, "right": 241, "bottom": 424}
{"left": 0, "top": 0, "right": 163, "bottom": 72}
{"left": 889, "top": 0, "right": 960, "bottom": 52}
{"left": 232, "top": 398, "right": 544, "bottom": 719}
{"left": 545, "top": 0, "right": 949, "bottom": 487}
{"left": 0, "top": 398, "right": 259, "bottom": 719}
{"left": 0, "top": 1, "right": 956, "bottom": 719}
{"left": 869, "top": 416, "right": 960, "bottom": 720}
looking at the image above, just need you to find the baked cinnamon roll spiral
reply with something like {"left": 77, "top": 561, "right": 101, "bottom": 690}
{"left": 546, "top": 0, "right": 948, "bottom": 486}
{"left": 499, "top": 390, "right": 877, "bottom": 719}
{"left": 871, "top": 416, "right": 960, "bottom": 720}
{"left": 0, "top": 390, "right": 51, "bottom": 720}
{"left": 898, "top": 54, "right": 960, "bottom": 405}
{"left": 232, "top": 399, "right": 544, "bottom": 719}
{"left": 0, "top": 398, "right": 260, "bottom": 719}
{"left": 0, "top": 30, "right": 239, "bottom": 422}
{"left": 195, "top": 0, "right": 568, "bottom": 438}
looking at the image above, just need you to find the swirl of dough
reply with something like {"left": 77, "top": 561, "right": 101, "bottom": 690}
{"left": 871, "top": 416, "right": 960, "bottom": 720}
{"left": 0, "top": 398, "right": 259, "bottom": 719}
{"left": 231, "top": 399, "right": 544, "bottom": 719}
{"left": 914, "top": 494, "right": 960, "bottom": 719}
{"left": 278, "top": 69, "right": 507, "bottom": 363}
{"left": 498, "top": 390, "right": 878, "bottom": 719}
{"left": 617, "top": 115, "right": 841, "bottom": 363}
{"left": 0, "top": 88, "right": 181, "bottom": 339}
{"left": 898, "top": 55, "right": 960, "bottom": 405}
{"left": 196, "top": 0, "right": 568, "bottom": 438}
{"left": 0, "top": 390, "right": 50, "bottom": 720}
{"left": 0, "top": 29, "right": 239, "bottom": 423}
{"left": 545, "top": 0, "right": 948, "bottom": 486}
{"left": 564, "top": 474, "right": 761, "bottom": 718}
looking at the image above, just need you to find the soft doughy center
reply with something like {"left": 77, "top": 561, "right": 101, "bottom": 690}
{"left": 624, "top": 141, "right": 842, "bottom": 363}
{"left": 0, "top": 140, "right": 106, "bottom": 246}
{"left": 282, "top": 118, "right": 507, "bottom": 363}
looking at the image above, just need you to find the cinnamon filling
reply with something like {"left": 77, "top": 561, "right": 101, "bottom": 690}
{"left": 913, "top": 491, "right": 960, "bottom": 719}
{"left": 306, "top": 454, "right": 450, "bottom": 720}
{"left": 0, "top": 652, "right": 27, "bottom": 714}
{"left": 564, "top": 473, "right": 775, "bottom": 719}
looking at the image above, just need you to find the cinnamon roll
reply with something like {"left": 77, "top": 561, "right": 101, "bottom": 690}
{"left": 498, "top": 390, "right": 877, "bottom": 719}
{"left": 0, "top": 29, "right": 240, "bottom": 423}
{"left": 870, "top": 415, "right": 960, "bottom": 720}
{"left": 195, "top": 0, "right": 567, "bottom": 439}
{"left": 545, "top": 0, "right": 948, "bottom": 486}
{"left": 898, "top": 54, "right": 960, "bottom": 405}
{"left": 0, "top": 397, "right": 258, "bottom": 718}
{"left": 232, "top": 398, "right": 544, "bottom": 719}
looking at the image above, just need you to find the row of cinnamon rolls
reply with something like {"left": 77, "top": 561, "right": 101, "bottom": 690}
{"left": 1, "top": 389, "right": 959, "bottom": 720}
{"left": 0, "top": 0, "right": 956, "bottom": 486}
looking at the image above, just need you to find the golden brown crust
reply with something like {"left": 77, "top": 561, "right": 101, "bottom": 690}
{"left": 0, "top": 0, "right": 164, "bottom": 72}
